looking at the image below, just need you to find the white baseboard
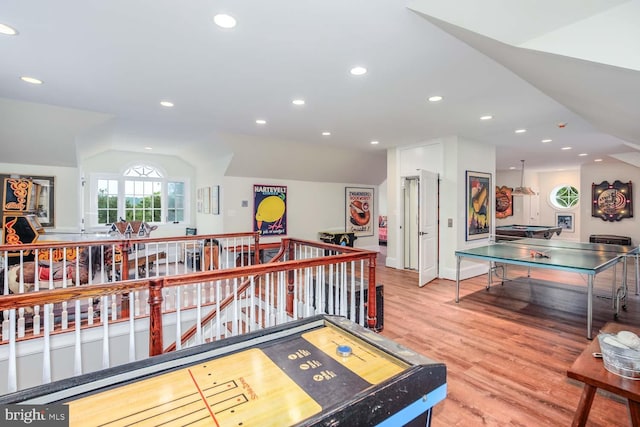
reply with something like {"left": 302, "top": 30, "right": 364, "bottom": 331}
{"left": 439, "top": 262, "right": 488, "bottom": 282}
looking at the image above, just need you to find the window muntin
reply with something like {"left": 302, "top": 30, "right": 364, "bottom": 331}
{"left": 124, "top": 180, "right": 162, "bottom": 222}
{"left": 550, "top": 185, "right": 579, "bottom": 209}
{"left": 97, "top": 179, "right": 119, "bottom": 225}
{"left": 92, "top": 165, "right": 187, "bottom": 226}
{"left": 167, "top": 181, "right": 185, "bottom": 222}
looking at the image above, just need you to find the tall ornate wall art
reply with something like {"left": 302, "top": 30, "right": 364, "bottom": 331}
{"left": 466, "top": 171, "right": 491, "bottom": 241}
{"left": 591, "top": 180, "right": 633, "bottom": 221}
{"left": 495, "top": 185, "right": 513, "bottom": 219}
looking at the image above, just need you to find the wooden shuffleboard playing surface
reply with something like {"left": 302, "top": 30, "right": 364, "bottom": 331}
{"left": 68, "top": 326, "right": 407, "bottom": 426}
{"left": 0, "top": 316, "right": 447, "bottom": 426}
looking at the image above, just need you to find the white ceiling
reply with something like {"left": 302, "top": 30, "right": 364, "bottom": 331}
{"left": 0, "top": 0, "right": 638, "bottom": 176}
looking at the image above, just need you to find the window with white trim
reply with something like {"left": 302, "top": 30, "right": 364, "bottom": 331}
{"left": 549, "top": 184, "right": 579, "bottom": 209}
{"left": 93, "top": 164, "right": 187, "bottom": 225}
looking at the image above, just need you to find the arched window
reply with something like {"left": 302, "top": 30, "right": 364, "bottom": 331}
{"left": 550, "top": 185, "right": 579, "bottom": 209}
{"left": 93, "top": 164, "right": 187, "bottom": 226}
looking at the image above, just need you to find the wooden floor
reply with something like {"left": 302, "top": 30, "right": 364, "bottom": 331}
{"left": 377, "top": 257, "right": 640, "bottom": 427}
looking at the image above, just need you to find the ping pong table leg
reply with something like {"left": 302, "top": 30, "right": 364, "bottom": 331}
{"left": 455, "top": 256, "right": 461, "bottom": 303}
{"left": 587, "top": 276, "right": 593, "bottom": 340}
{"left": 633, "top": 253, "right": 640, "bottom": 295}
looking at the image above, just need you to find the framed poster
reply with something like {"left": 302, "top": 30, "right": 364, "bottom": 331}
{"left": 253, "top": 184, "right": 287, "bottom": 236}
{"left": 211, "top": 185, "right": 220, "bottom": 215}
{"left": 345, "top": 187, "right": 374, "bottom": 236}
{"left": 196, "top": 187, "right": 203, "bottom": 213}
{"left": 203, "top": 186, "right": 211, "bottom": 214}
{"left": 556, "top": 212, "right": 574, "bottom": 232}
{"left": 466, "top": 171, "right": 491, "bottom": 241}
{"left": 495, "top": 185, "right": 513, "bottom": 219}
{"left": 592, "top": 180, "right": 633, "bottom": 221}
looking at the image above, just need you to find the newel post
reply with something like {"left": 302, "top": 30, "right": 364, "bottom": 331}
{"left": 286, "top": 240, "right": 295, "bottom": 314}
{"left": 148, "top": 278, "right": 165, "bottom": 356}
{"left": 253, "top": 233, "right": 261, "bottom": 265}
{"left": 367, "top": 254, "right": 377, "bottom": 331}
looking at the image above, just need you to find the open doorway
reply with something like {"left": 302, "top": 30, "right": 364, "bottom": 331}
{"left": 403, "top": 177, "right": 419, "bottom": 270}
{"left": 402, "top": 171, "right": 439, "bottom": 286}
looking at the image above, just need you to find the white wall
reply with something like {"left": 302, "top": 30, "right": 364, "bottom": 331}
{"left": 443, "top": 137, "right": 496, "bottom": 280}
{"left": 580, "top": 161, "right": 640, "bottom": 244}
{"left": 497, "top": 162, "right": 640, "bottom": 245}
{"left": 538, "top": 169, "right": 580, "bottom": 241}
{"left": 388, "top": 136, "right": 496, "bottom": 281}
{"left": 387, "top": 140, "right": 445, "bottom": 270}
{"left": 221, "top": 176, "right": 380, "bottom": 249}
{"left": 378, "top": 179, "right": 387, "bottom": 217}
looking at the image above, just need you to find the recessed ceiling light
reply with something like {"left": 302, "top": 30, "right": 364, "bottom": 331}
{"left": 256, "top": 119, "right": 266, "bottom": 125}
{"left": 144, "top": 146, "right": 153, "bottom": 150}
{"left": 322, "top": 131, "right": 331, "bottom": 136}
{"left": 515, "top": 129, "right": 527, "bottom": 134}
{"left": 578, "top": 153, "right": 588, "bottom": 157}
{"left": 0, "top": 23, "right": 18, "bottom": 35}
{"left": 561, "top": 146, "right": 572, "bottom": 150}
{"left": 20, "top": 76, "right": 43, "bottom": 85}
{"left": 292, "top": 99, "right": 305, "bottom": 106}
{"left": 370, "top": 140, "right": 379, "bottom": 145}
{"left": 213, "top": 14, "right": 237, "bottom": 29}
{"left": 594, "top": 158, "right": 603, "bottom": 162}
{"left": 480, "top": 115, "right": 493, "bottom": 120}
{"left": 541, "top": 139, "right": 552, "bottom": 143}
{"left": 350, "top": 66, "right": 367, "bottom": 76}
{"left": 160, "top": 101, "right": 174, "bottom": 107}
{"left": 428, "top": 95, "right": 443, "bottom": 102}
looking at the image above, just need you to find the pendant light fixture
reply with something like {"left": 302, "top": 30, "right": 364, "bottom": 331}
{"left": 512, "top": 159, "right": 535, "bottom": 196}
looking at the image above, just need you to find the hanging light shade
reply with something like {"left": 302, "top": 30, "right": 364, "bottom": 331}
{"left": 512, "top": 159, "right": 536, "bottom": 196}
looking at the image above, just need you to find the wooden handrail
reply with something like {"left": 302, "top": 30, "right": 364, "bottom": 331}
{"left": 163, "top": 242, "right": 289, "bottom": 353}
{"left": 1, "top": 237, "right": 377, "bottom": 357}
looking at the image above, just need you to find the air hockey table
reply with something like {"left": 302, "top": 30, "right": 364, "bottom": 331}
{"left": 0, "top": 315, "right": 447, "bottom": 426}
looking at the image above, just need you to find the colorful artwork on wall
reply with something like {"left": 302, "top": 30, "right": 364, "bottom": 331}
{"left": 253, "top": 184, "right": 287, "bottom": 236}
{"left": 591, "top": 180, "right": 633, "bottom": 221}
{"left": 345, "top": 187, "right": 374, "bottom": 237}
{"left": 495, "top": 185, "right": 513, "bottom": 219}
{"left": 466, "top": 171, "right": 491, "bottom": 241}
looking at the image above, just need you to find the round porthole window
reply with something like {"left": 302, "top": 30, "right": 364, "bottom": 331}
{"left": 550, "top": 185, "right": 579, "bottom": 209}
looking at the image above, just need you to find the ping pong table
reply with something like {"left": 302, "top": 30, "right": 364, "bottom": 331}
{"left": 455, "top": 238, "right": 639, "bottom": 339}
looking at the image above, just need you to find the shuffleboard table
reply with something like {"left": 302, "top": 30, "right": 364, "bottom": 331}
{"left": 0, "top": 315, "right": 447, "bottom": 427}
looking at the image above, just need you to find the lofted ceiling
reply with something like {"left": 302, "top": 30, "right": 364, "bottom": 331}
{"left": 0, "top": 0, "right": 638, "bottom": 179}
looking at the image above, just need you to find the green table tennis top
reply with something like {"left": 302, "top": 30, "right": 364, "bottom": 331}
{"left": 455, "top": 239, "right": 639, "bottom": 275}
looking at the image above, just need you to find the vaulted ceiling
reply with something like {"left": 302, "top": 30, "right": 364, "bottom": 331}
{"left": 0, "top": 0, "right": 638, "bottom": 183}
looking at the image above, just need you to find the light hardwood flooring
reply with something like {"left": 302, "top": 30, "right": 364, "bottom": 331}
{"left": 377, "top": 258, "right": 640, "bottom": 427}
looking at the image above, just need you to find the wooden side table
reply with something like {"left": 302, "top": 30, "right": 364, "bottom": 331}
{"left": 567, "top": 322, "right": 640, "bottom": 426}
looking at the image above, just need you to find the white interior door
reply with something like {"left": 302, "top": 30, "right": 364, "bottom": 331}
{"left": 403, "top": 177, "right": 419, "bottom": 270}
{"left": 419, "top": 170, "right": 438, "bottom": 287}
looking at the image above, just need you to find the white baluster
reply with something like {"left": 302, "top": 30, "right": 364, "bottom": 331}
{"left": 74, "top": 300, "right": 82, "bottom": 376}
{"left": 62, "top": 301, "right": 68, "bottom": 330}
{"left": 182, "top": 288, "right": 189, "bottom": 307}
{"left": 135, "top": 291, "right": 141, "bottom": 316}
{"left": 33, "top": 306, "right": 41, "bottom": 336}
{"left": 111, "top": 296, "right": 117, "bottom": 321}
{"left": 87, "top": 299, "right": 94, "bottom": 326}
{"left": 2, "top": 313, "right": 8, "bottom": 341}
